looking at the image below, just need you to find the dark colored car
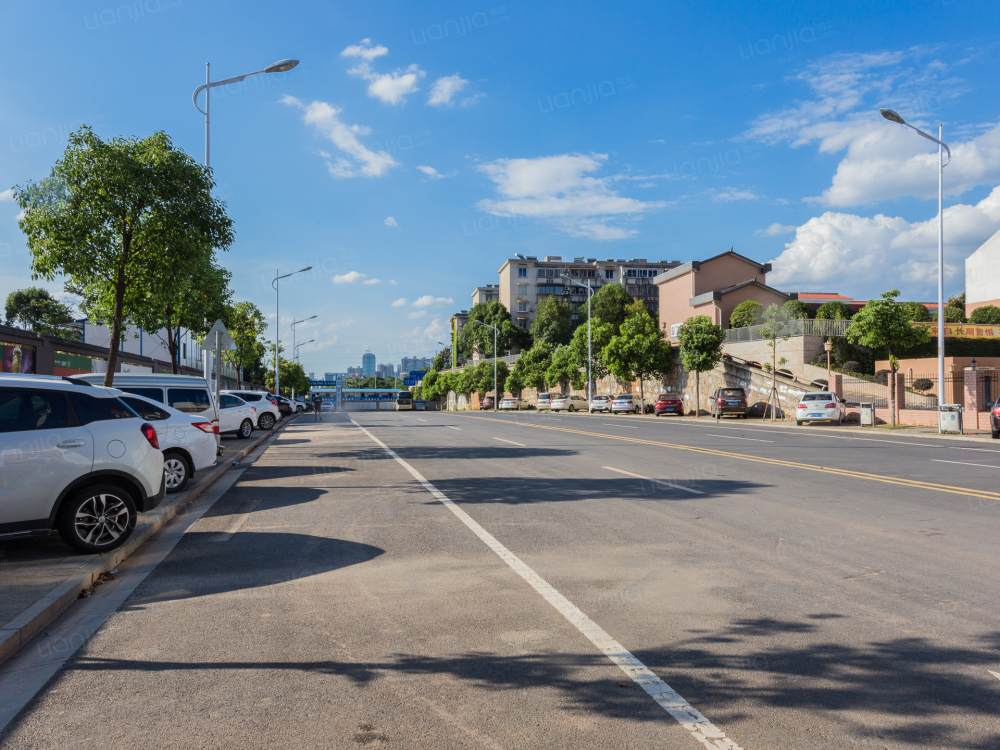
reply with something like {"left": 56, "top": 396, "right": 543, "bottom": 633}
{"left": 711, "top": 387, "right": 748, "bottom": 419}
{"left": 479, "top": 396, "right": 495, "bottom": 410}
{"left": 991, "top": 401, "right": 999, "bottom": 439}
{"left": 655, "top": 393, "right": 683, "bottom": 416}
{"left": 268, "top": 394, "right": 292, "bottom": 417}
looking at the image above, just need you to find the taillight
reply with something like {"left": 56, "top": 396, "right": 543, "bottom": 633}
{"left": 212, "top": 420, "right": 220, "bottom": 434}
{"left": 192, "top": 421, "right": 215, "bottom": 434}
{"left": 251, "top": 406, "right": 257, "bottom": 412}
{"left": 825, "top": 403, "right": 837, "bottom": 409}
{"left": 718, "top": 399, "right": 723, "bottom": 405}
{"left": 798, "top": 404, "right": 807, "bottom": 409}
{"left": 140, "top": 422, "right": 159, "bottom": 449}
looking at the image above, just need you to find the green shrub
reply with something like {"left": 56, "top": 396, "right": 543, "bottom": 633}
{"left": 873, "top": 369, "right": 891, "bottom": 385}
{"left": 729, "top": 300, "right": 763, "bottom": 328}
{"left": 815, "top": 301, "right": 853, "bottom": 320}
{"left": 841, "top": 361, "right": 861, "bottom": 373}
{"left": 782, "top": 299, "right": 813, "bottom": 320}
{"left": 942, "top": 305, "right": 965, "bottom": 323}
{"left": 912, "top": 378, "right": 934, "bottom": 392}
{"left": 969, "top": 305, "right": 1000, "bottom": 325}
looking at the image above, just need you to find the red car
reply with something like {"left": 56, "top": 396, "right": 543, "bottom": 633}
{"left": 654, "top": 393, "right": 683, "bottom": 416}
{"left": 479, "top": 396, "right": 495, "bottom": 410}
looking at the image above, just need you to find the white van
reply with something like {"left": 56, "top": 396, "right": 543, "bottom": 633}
{"left": 71, "top": 374, "right": 220, "bottom": 446}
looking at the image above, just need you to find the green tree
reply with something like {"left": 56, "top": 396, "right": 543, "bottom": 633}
{"left": 782, "top": 299, "right": 813, "bottom": 320}
{"left": 970, "top": 305, "right": 1000, "bottom": 325}
{"left": 15, "top": 126, "right": 233, "bottom": 385}
{"left": 815, "top": 301, "right": 854, "bottom": 320}
{"left": 457, "top": 364, "right": 479, "bottom": 397}
{"left": 846, "top": 289, "right": 930, "bottom": 426}
{"left": 899, "top": 301, "right": 932, "bottom": 322}
{"left": 569, "top": 318, "right": 615, "bottom": 382}
{"left": 759, "top": 304, "right": 791, "bottom": 420}
{"left": 577, "top": 283, "right": 633, "bottom": 334}
{"left": 508, "top": 342, "right": 554, "bottom": 394}
{"left": 941, "top": 305, "right": 966, "bottom": 323}
{"left": 456, "top": 300, "right": 529, "bottom": 358}
{"left": 4, "top": 287, "right": 80, "bottom": 339}
{"left": 545, "top": 344, "right": 585, "bottom": 394}
{"left": 505, "top": 365, "right": 526, "bottom": 399}
{"left": 677, "top": 315, "right": 726, "bottom": 417}
{"left": 947, "top": 292, "right": 966, "bottom": 315}
{"left": 476, "top": 359, "right": 510, "bottom": 399}
{"left": 602, "top": 311, "right": 673, "bottom": 410}
{"left": 729, "top": 300, "right": 763, "bottom": 328}
{"left": 531, "top": 298, "right": 572, "bottom": 346}
{"left": 432, "top": 346, "right": 451, "bottom": 372}
{"left": 222, "top": 300, "right": 268, "bottom": 385}
{"left": 265, "top": 358, "right": 310, "bottom": 397}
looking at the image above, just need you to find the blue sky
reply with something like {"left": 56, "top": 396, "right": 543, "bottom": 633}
{"left": 2, "top": 1, "right": 999, "bottom": 372}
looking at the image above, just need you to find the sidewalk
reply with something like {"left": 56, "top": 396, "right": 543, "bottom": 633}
{"left": 0, "top": 415, "right": 298, "bottom": 667}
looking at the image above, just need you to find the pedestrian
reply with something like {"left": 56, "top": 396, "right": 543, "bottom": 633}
{"left": 313, "top": 392, "right": 323, "bottom": 421}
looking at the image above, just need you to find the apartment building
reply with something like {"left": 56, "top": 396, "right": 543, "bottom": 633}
{"left": 401, "top": 356, "right": 432, "bottom": 373}
{"left": 472, "top": 284, "right": 501, "bottom": 305}
{"left": 497, "top": 255, "right": 680, "bottom": 329}
{"left": 449, "top": 310, "right": 468, "bottom": 368}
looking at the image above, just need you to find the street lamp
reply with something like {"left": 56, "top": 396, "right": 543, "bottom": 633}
{"left": 294, "top": 339, "right": 314, "bottom": 362}
{"left": 272, "top": 267, "right": 312, "bottom": 396}
{"left": 880, "top": 107, "right": 951, "bottom": 431}
{"left": 292, "top": 315, "right": 317, "bottom": 366}
{"left": 475, "top": 320, "right": 499, "bottom": 410}
{"left": 561, "top": 276, "right": 596, "bottom": 411}
{"left": 192, "top": 59, "right": 300, "bottom": 168}
{"left": 824, "top": 340, "right": 833, "bottom": 381}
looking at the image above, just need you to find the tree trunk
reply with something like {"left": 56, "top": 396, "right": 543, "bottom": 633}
{"left": 695, "top": 371, "right": 700, "bottom": 417}
{"left": 104, "top": 265, "right": 127, "bottom": 387}
{"left": 889, "top": 366, "right": 897, "bottom": 427}
{"left": 166, "top": 322, "right": 180, "bottom": 375}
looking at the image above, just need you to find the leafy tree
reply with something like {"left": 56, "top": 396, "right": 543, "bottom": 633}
{"left": 846, "top": 289, "right": 930, "bottom": 426}
{"left": 759, "top": 304, "right": 791, "bottom": 420}
{"left": 508, "top": 342, "right": 554, "bottom": 395}
{"left": 577, "top": 283, "right": 633, "bottom": 334}
{"left": 4, "top": 287, "right": 80, "bottom": 339}
{"left": 602, "top": 311, "right": 673, "bottom": 410}
{"left": 941, "top": 305, "right": 966, "bottom": 323}
{"left": 899, "top": 301, "right": 932, "bottom": 323}
{"left": 432, "top": 346, "right": 451, "bottom": 372}
{"left": 476, "top": 359, "right": 510, "bottom": 398}
{"left": 569, "top": 318, "right": 615, "bottom": 382}
{"left": 505, "top": 365, "right": 526, "bottom": 399}
{"left": 677, "top": 315, "right": 725, "bottom": 417}
{"left": 15, "top": 127, "right": 233, "bottom": 385}
{"left": 222, "top": 300, "right": 267, "bottom": 385}
{"left": 546, "top": 344, "right": 585, "bottom": 394}
{"left": 970, "top": 305, "right": 1000, "bottom": 325}
{"left": 531, "top": 298, "right": 572, "bottom": 346}
{"left": 456, "top": 300, "right": 529, "bottom": 358}
{"left": 947, "top": 292, "right": 966, "bottom": 315}
{"left": 815, "top": 301, "right": 854, "bottom": 320}
{"left": 265, "top": 358, "right": 310, "bottom": 397}
{"left": 782, "top": 299, "right": 813, "bottom": 320}
{"left": 457, "top": 364, "right": 479, "bottom": 396}
{"left": 729, "top": 300, "right": 763, "bottom": 328}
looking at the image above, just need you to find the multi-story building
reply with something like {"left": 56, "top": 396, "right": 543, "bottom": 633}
{"left": 376, "top": 363, "right": 397, "bottom": 378}
{"left": 361, "top": 349, "right": 376, "bottom": 378}
{"left": 497, "top": 255, "right": 681, "bottom": 330}
{"left": 449, "top": 310, "right": 468, "bottom": 369}
{"left": 347, "top": 366, "right": 362, "bottom": 379}
{"left": 401, "top": 356, "right": 432, "bottom": 373}
{"left": 472, "top": 284, "right": 501, "bottom": 305}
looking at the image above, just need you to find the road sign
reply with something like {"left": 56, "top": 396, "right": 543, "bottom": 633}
{"left": 199, "top": 319, "right": 236, "bottom": 351}
{"left": 403, "top": 378, "right": 417, "bottom": 386}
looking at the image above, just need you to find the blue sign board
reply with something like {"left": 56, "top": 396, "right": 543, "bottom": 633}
{"left": 403, "top": 378, "right": 417, "bottom": 386}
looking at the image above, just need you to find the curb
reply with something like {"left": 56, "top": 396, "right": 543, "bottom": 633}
{"left": 0, "top": 414, "right": 300, "bottom": 668}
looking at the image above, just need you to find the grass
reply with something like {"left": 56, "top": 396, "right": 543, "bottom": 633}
{"left": 875, "top": 424, "right": 910, "bottom": 430}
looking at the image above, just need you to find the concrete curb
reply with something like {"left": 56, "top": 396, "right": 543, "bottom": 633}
{"left": 0, "top": 414, "right": 300, "bottom": 668}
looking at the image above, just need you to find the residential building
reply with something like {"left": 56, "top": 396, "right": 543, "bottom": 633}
{"left": 497, "top": 255, "right": 681, "bottom": 330}
{"left": 472, "top": 284, "right": 501, "bottom": 305}
{"left": 654, "top": 249, "right": 788, "bottom": 341}
{"left": 449, "top": 310, "right": 468, "bottom": 368}
{"left": 401, "top": 356, "right": 432, "bottom": 373}
{"left": 966, "top": 228, "right": 1000, "bottom": 316}
{"left": 347, "top": 366, "right": 362, "bottom": 378}
{"left": 361, "top": 349, "right": 376, "bottom": 378}
{"left": 309, "top": 372, "right": 316, "bottom": 381}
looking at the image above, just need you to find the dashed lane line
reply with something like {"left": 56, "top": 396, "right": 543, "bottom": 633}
{"left": 446, "top": 426, "right": 462, "bottom": 431}
{"left": 705, "top": 434, "right": 774, "bottom": 443}
{"left": 931, "top": 459, "right": 1000, "bottom": 469}
{"left": 351, "top": 418, "right": 741, "bottom": 750}
{"left": 493, "top": 437, "right": 526, "bottom": 447}
{"left": 603, "top": 466, "right": 705, "bottom": 494}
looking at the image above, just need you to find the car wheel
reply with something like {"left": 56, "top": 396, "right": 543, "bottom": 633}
{"left": 993, "top": 428, "right": 999, "bottom": 439}
{"left": 57, "top": 484, "right": 137, "bottom": 553}
{"left": 796, "top": 420, "right": 803, "bottom": 426}
{"left": 239, "top": 419, "right": 253, "bottom": 439}
{"left": 259, "top": 413, "right": 275, "bottom": 430}
{"left": 163, "top": 452, "right": 191, "bottom": 493}
{"left": 833, "top": 417, "right": 842, "bottom": 426}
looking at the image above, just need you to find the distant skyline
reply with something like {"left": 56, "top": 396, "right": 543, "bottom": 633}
{"left": 2, "top": 2, "right": 998, "bottom": 372}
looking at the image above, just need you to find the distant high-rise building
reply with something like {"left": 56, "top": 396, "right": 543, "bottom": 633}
{"left": 401, "top": 356, "right": 432, "bottom": 373}
{"left": 324, "top": 372, "right": 335, "bottom": 382}
{"left": 308, "top": 372, "right": 316, "bottom": 381}
{"left": 362, "top": 349, "right": 376, "bottom": 378}
{"left": 347, "top": 366, "right": 362, "bottom": 378}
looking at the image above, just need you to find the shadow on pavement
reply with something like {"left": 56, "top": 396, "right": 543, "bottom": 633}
{"left": 427, "top": 477, "right": 763, "bottom": 504}
{"left": 318, "top": 447, "right": 579, "bottom": 462}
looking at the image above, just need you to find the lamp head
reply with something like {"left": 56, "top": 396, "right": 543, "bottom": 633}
{"left": 299, "top": 266, "right": 313, "bottom": 273}
{"left": 880, "top": 108, "right": 906, "bottom": 125}
{"left": 266, "top": 59, "right": 299, "bottom": 74}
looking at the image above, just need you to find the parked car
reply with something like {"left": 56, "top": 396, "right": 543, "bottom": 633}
{"left": 321, "top": 400, "right": 334, "bottom": 412}
{"left": 272, "top": 394, "right": 294, "bottom": 416}
{"left": 796, "top": 392, "right": 846, "bottom": 426}
{"left": 536, "top": 393, "right": 552, "bottom": 411}
{"left": 118, "top": 393, "right": 218, "bottom": 493}
{"left": 0, "top": 377, "right": 165, "bottom": 553}
{"left": 551, "top": 394, "right": 588, "bottom": 412}
{"left": 590, "top": 395, "right": 611, "bottom": 413}
{"left": 479, "top": 396, "right": 495, "bottom": 410}
{"left": 221, "top": 390, "right": 280, "bottom": 430}
{"left": 991, "top": 401, "right": 1000, "bottom": 439}
{"left": 499, "top": 397, "right": 527, "bottom": 410}
{"left": 217, "top": 394, "right": 257, "bottom": 438}
{"left": 611, "top": 394, "right": 640, "bottom": 414}
{"left": 711, "top": 387, "right": 749, "bottom": 419}
{"left": 655, "top": 393, "right": 684, "bottom": 416}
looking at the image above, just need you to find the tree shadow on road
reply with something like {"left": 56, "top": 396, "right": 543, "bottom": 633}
{"left": 318, "top": 447, "right": 580, "bottom": 462}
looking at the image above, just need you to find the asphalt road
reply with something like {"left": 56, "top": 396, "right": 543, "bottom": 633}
{"left": 2, "top": 410, "right": 999, "bottom": 749}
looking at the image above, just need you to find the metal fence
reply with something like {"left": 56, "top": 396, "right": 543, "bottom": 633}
{"left": 724, "top": 318, "right": 851, "bottom": 344}
{"left": 841, "top": 378, "right": 888, "bottom": 409}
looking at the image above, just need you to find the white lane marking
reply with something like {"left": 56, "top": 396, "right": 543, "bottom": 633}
{"left": 602, "top": 422, "right": 638, "bottom": 429}
{"left": 931, "top": 459, "right": 1000, "bottom": 469}
{"left": 493, "top": 437, "right": 526, "bottom": 447}
{"left": 603, "top": 466, "right": 705, "bottom": 494}
{"left": 417, "top": 418, "right": 428, "bottom": 422}
{"left": 705, "top": 434, "right": 774, "bottom": 443}
{"left": 446, "top": 426, "right": 462, "bottom": 431}
{"left": 352, "top": 419, "right": 739, "bottom": 749}
{"left": 989, "top": 670, "right": 1000, "bottom": 682}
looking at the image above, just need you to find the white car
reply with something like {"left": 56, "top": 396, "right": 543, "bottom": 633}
{"left": 796, "top": 392, "right": 846, "bottom": 426}
{"left": 221, "top": 390, "right": 280, "bottom": 430}
{"left": 499, "top": 397, "right": 527, "bottom": 410}
{"left": 0, "top": 376, "right": 165, "bottom": 553}
{"left": 117, "top": 392, "right": 218, "bottom": 493}
{"left": 590, "top": 395, "right": 611, "bottom": 413}
{"left": 611, "top": 394, "right": 640, "bottom": 414}
{"left": 551, "top": 394, "right": 588, "bottom": 412}
{"left": 217, "top": 393, "right": 257, "bottom": 439}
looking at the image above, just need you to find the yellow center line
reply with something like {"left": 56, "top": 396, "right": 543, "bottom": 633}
{"left": 457, "top": 414, "right": 1000, "bottom": 502}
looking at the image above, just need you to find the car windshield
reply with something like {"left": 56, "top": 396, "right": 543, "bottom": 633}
{"left": 720, "top": 389, "right": 744, "bottom": 398}
{"left": 801, "top": 394, "right": 834, "bottom": 401}
{"left": 660, "top": 394, "right": 679, "bottom": 400}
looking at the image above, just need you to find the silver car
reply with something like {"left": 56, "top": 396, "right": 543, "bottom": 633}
{"left": 590, "top": 395, "right": 611, "bottom": 413}
{"left": 611, "top": 394, "right": 640, "bottom": 414}
{"left": 499, "top": 397, "right": 526, "bottom": 411}
{"left": 551, "top": 394, "right": 588, "bottom": 412}
{"left": 795, "top": 392, "right": 846, "bottom": 426}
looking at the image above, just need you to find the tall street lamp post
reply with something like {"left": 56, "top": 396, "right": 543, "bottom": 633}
{"left": 475, "top": 320, "right": 499, "bottom": 411}
{"left": 272, "top": 267, "right": 312, "bottom": 396}
{"left": 294, "top": 340, "right": 314, "bottom": 362}
{"left": 192, "top": 59, "right": 300, "bottom": 168}
{"left": 292, "top": 315, "right": 317, "bottom": 367}
{"left": 561, "top": 276, "right": 595, "bottom": 411}
{"left": 880, "top": 108, "right": 951, "bottom": 431}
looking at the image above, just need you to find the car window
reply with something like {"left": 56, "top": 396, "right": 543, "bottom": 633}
{"left": 219, "top": 395, "right": 236, "bottom": 409}
{"left": 119, "top": 387, "right": 165, "bottom": 402}
{"left": 168, "top": 388, "right": 212, "bottom": 413}
{"left": 0, "top": 389, "right": 74, "bottom": 432}
{"left": 801, "top": 394, "right": 833, "bottom": 402}
{"left": 121, "top": 396, "right": 171, "bottom": 421}
{"left": 720, "top": 389, "right": 744, "bottom": 398}
{"left": 69, "top": 393, "right": 136, "bottom": 424}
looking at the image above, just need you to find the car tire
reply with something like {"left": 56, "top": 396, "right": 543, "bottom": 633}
{"left": 57, "top": 484, "right": 137, "bottom": 554}
{"left": 239, "top": 419, "right": 253, "bottom": 439}
{"left": 258, "top": 413, "right": 275, "bottom": 430}
{"left": 163, "top": 452, "right": 191, "bottom": 493}
{"left": 993, "top": 428, "right": 999, "bottom": 439}
{"left": 796, "top": 420, "right": 803, "bottom": 426}
{"left": 834, "top": 417, "right": 842, "bottom": 426}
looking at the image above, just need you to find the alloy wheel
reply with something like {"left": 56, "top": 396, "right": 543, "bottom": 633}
{"left": 74, "top": 492, "right": 130, "bottom": 547}
{"left": 164, "top": 457, "right": 187, "bottom": 490}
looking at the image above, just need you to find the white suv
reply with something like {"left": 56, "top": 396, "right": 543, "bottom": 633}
{"left": 0, "top": 377, "right": 165, "bottom": 553}
{"left": 221, "top": 390, "right": 280, "bottom": 430}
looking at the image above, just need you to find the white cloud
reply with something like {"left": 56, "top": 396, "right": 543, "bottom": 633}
{"left": 0, "top": 189, "right": 13, "bottom": 202}
{"left": 417, "top": 165, "right": 445, "bottom": 180}
{"left": 767, "top": 185, "right": 1000, "bottom": 298}
{"left": 349, "top": 62, "right": 425, "bottom": 105}
{"left": 412, "top": 295, "right": 453, "bottom": 307}
{"left": 391, "top": 298, "right": 407, "bottom": 307}
{"left": 340, "top": 38, "right": 389, "bottom": 61}
{"left": 407, "top": 310, "right": 427, "bottom": 319}
{"left": 388, "top": 280, "right": 397, "bottom": 285}
{"left": 756, "top": 223, "right": 797, "bottom": 236}
{"left": 384, "top": 216, "right": 399, "bottom": 227}
{"left": 282, "top": 95, "right": 398, "bottom": 178}
{"left": 363, "top": 278, "right": 380, "bottom": 285}
{"left": 427, "top": 74, "right": 468, "bottom": 107}
{"left": 709, "top": 188, "right": 760, "bottom": 202}
{"left": 476, "top": 153, "right": 665, "bottom": 240}
{"left": 333, "top": 271, "right": 367, "bottom": 284}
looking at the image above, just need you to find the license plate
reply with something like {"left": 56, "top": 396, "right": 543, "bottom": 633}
{"left": 729, "top": 401, "right": 739, "bottom": 405}
{"left": 809, "top": 413, "right": 824, "bottom": 417}
{"left": 665, "top": 408, "right": 674, "bottom": 411}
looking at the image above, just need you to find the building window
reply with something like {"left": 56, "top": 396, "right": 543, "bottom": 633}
{"left": 517, "top": 302, "right": 527, "bottom": 312}
{"left": 518, "top": 267, "right": 527, "bottom": 277}
{"left": 537, "top": 268, "right": 545, "bottom": 277}
{"left": 605, "top": 269, "right": 614, "bottom": 279}
{"left": 517, "top": 319, "right": 527, "bottom": 329}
